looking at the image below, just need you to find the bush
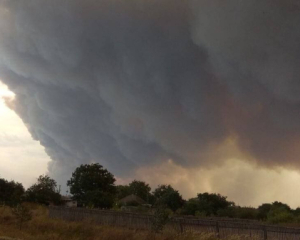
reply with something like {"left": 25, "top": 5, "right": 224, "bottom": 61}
{"left": 25, "top": 175, "right": 61, "bottom": 205}
{"left": 267, "top": 209, "right": 294, "bottom": 224}
{"left": 11, "top": 204, "right": 32, "bottom": 229}
{"left": 235, "top": 207, "right": 258, "bottom": 220}
{"left": 151, "top": 206, "right": 170, "bottom": 233}
{"left": 153, "top": 185, "right": 184, "bottom": 212}
{"left": 217, "top": 207, "right": 237, "bottom": 218}
{"left": 181, "top": 198, "right": 200, "bottom": 216}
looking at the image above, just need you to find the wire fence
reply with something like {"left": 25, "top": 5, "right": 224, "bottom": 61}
{"left": 49, "top": 207, "right": 300, "bottom": 239}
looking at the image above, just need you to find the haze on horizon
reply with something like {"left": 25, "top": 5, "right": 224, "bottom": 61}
{"left": 1, "top": 0, "right": 300, "bottom": 208}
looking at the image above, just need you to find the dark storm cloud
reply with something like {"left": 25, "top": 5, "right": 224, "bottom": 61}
{"left": 191, "top": 0, "right": 300, "bottom": 167}
{"left": 0, "top": 0, "right": 300, "bottom": 184}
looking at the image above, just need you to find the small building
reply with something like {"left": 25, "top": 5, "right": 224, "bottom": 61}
{"left": 118, "top": 194, "right": 152, "bottom": 212}
{"left": 119, "top": 194, "right": 146, "bottom": 206}
{"left": 61, "top": 196, "right": 77, "bottom": 208}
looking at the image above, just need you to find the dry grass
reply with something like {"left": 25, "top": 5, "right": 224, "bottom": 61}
{"left": 0, "top": 205, "right": 256, "bottom": 240}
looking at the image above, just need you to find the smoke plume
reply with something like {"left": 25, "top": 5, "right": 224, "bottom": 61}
{"left": 0, "top": 0, "right": 300, "bottom": 186}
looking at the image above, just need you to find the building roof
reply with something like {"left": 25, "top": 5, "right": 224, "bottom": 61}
{"left": 119, "top": 194, "right": 146, "bottom": 205}
{"left": 61, "top": 195, "right": 75, "bottom": 201}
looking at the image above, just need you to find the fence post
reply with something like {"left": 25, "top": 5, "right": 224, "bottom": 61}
{"left": 216, "top": 221, "right": 220, "bottom": 238}
{"left": 179, "top": 219, "right": 183, "bottom": 234}
{"left": 263, "top": 226, "right": 267, "bottom": 240}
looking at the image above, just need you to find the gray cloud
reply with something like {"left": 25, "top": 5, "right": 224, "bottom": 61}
{"left": 191, "top": 0, "right": 300, "bottom": 167}
{"left": 0, "top": 0, "right": 300, "bottom": 186}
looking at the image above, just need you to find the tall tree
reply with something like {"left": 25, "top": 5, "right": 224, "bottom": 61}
{"left": 153, "top": 185, "right": 184, "bottom": 212}
{"left": 128, "top": 180, "right": 151, "bottom": 202}
{"left": 182, "top": 198, "right": 200, "bottom": 216}
{"left": 196, "top": 192, "right": 234, "bottom": 216}
{"left": 0, "top": 178, "right": 24, "bottom": 206}
{"left": 257, "top": 203, "right": 272, "bottom": 220}
{"left": 271, "top": 201, "right": 291, "bottom": 211}
{"left": 25, "top": 175, "right": 61, "bottom": 205}
{"left": 67, "top": 163, "right": 116, "bottom": 208}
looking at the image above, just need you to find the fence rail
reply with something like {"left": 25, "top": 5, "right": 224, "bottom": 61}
{"left": 49, "top": 207, "right": 300, "bottom": 240}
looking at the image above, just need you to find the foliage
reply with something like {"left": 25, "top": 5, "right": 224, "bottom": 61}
{"left": 128, "top": 180, "right": 151, "bottom": 202}
{"left": 257, "top": 203, "right": 272, "bottom": 220}
{"left": 217, "top": 206, "right": 237, "bottom": 218}
{"left": 181, "top": 198, "right": 200, "bottom": 216}
{"left": 196, "top": 193, "right": 234, "bottom": 216}
{"left": 294, "top": 207, "right": 300, "bottom": 216}
{"left": 116, "top": 185, "right": 131, "bottom": 200}
{"left": 235, "top": 207, "right": 258, "bottom": 219}
{"left": 272, "top": 201, "right": 291, "bottom": 211}
{"left": 0, "top": 178, "right": 24, "bottom": 206}
{"left": 267, "top": 209, "right": 294, "bottom": 224}
{"left": 153, "top": 185, "right": 184, "bottom": 212}
{"left": 25, "top": 175, "right": 61, "bottom": 205}
{"left": 116, "top": 181, "right": 156, "bottom": 206}
{"left": 265, "top": 202, "right": 293, "bottom": 224}
{"left": 181, "top": 193, "right": 235, "bottom": 217}
{"left": 256, "top": 202, "right": 294, "bottom": 223}
{"left": 0, "top": 205, "right": 214, "bottom": 240}
{"left": 3, "top": 166, "right": 300, "bottom": 226}
{"left": 11, "top": 204, "right": 32, "bottom": 230}
{"left": 150, "top": 206, "right": 170, "bottom": 233}
{"left": 217, "top": 206, "right": 258, "bottom": 219}
{"left": 67, "top": 163, "right": 116, "bottom": 208}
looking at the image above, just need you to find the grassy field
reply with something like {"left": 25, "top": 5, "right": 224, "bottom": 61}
{"left": 0, "top": 204, "right": 258, "bottom": 240}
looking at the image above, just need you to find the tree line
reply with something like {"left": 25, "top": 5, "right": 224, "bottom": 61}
{"left": 1, "top": 163, "right": 300, "bottom": 224}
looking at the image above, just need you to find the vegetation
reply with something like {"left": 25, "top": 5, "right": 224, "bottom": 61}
{"left": 153, "top": 185, "right": 184, "bottom": 212}
{"left": 0, "top": 178, "right": 24, "bottom": 206}
{"left": 116, "top": 180, "right": 155, "bottom": 205}
{"left": 196, "top": 193, "right": 234, "bottom": 216}
{"left": 2, "top": 163, "right": 300, "bottom": 226}
{"left": 0, "top": 204, "right": 234, "bottom": 240}
{"left": 128, "top": 180, "right": 152, "bottom": 202}
{"left": 11, "top": 204, "right": 32, "bottom": 230}
{"left": 25, "top": 175, "right": 61, "bottom": 205}
{"left": 67, "top": 163, "right": 116, "bottom": 208}
{"left": 181, "top": 193, "right": 233, "bottom": 217}
{"left": 151, "top": 206, "right": 171, "bottom": 233}
{"left": 116, "top": 185, "right": 131, "bottom": 200}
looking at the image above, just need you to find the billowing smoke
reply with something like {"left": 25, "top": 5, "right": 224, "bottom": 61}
{"left": 0, "top": 0, "right": 300, "bottom": 186}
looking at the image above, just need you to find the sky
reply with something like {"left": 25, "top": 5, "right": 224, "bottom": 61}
{"left": 0, "top": 81, "right": 50, "bottom": 187}
{"left": 2, "top": 78, "right": 300, "bottom": 207}
{"left": 1, "top": 0, "right": 300, "bottom": 208}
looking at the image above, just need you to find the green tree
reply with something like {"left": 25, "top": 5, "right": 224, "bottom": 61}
{"left": 116, "top": 185, "right": 131, "bottom": 200}
{"left": 196, "top": 192, "right": 234, "bottom": 216}
{"left": 67, "top": 163, "right": 116, "bottom": 208}
{"left": 217, "top": 206, "right": 237, "bottom": 218}
{"left": 0, "top": 178, "right": 25, "bottom": 206}
{"left": 153, "top": 185, "right": 184, "bottom": 212}
{"left": 267, "top": 208, "right": 294, "bottom": 224}
{"left": 266, "top": 201, "right": 293, "bottom": 223}
{"left": 128, "top": 180, "right": 151, "bottom": 202}
{"left": 271, "top": 201, "right": 291, "bottom": 211}
{"left": 182, "top": 198, "right": 200, "bottom": 216}
{"left": 293, "top": 207, "right": 300, "bottom": 216}
{"left": 25, "top": 175, "right": 61, "bottom": 205}
{"left": 234, "top": 206, "right": 258, "bottom": 219}
{"left": 257, "top": 203, "right": 272, "bottom": 220}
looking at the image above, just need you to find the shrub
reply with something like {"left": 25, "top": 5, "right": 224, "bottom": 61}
{"left": 267, "top": 209, "right": 294, "bottom": 224}
{"left": 151, "top": 206, "right": 170, "bottom": 233}
{"left": 11, "top": 204, "right": 32, "bottom": 229}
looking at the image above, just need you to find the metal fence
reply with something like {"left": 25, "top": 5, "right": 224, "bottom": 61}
{"left": 49, "top": 207, "right": 300, "bottom": 240}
